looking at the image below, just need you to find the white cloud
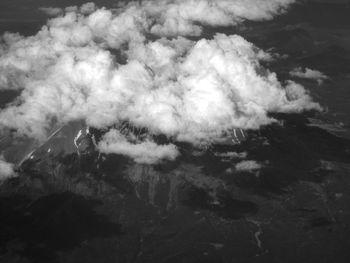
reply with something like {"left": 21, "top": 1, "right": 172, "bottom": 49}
{"left": 214, "top": 151, "right": 248, "bottom": 159}
{"left": 0, "top": 156, "right": 16, "bottom": 181}
{"left": 80, "top": 2, "right": 97, "bottom": 15}
{"left": 39, "top": 7, "right": 63, "bottom": 17}
{"left": 0, "top": 0, "right": 321, "bottom": 163}
{"left": 290, "top": 67, "right": 329, "bottom": 85}
{"left": 235, "top": 160, "right": 263, "bottom": 171}
{"left": 40, "top": 3, "right": 96, "bottom": 17}
{"left": 98, "top": 129, "right": 179, "bottom": 164}
{"left": 145, "top": 0, "right": 296, "bottom": 36}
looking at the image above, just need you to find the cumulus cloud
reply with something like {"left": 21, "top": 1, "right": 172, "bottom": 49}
{"left": 0, "top": 155, "right": 16, "bottom": 181}
{"left": 0, "top": 0, "right": 320, "bottom": 163}
{"left": 98, "top": 129, "right": 179, "bottom": 164}
{"left": 39, "top": 7, "right": 64, "bottom": 17}
{"left": 40, "top": 3, "right": 96, "bottom": 17}
{"left": 214, "top": 151, "right": 248, "bottom": 159}
{"left": 145, "top": 0, "right": 296, "bottom": 36}
{"left": 235, "top": 160, "right": 263, "bottom": 171}
{"left": 290, "top": 67, "right": 329, "bottom": 85}
{"left": 80, "top": 2, "right": 97, "bottom": 15}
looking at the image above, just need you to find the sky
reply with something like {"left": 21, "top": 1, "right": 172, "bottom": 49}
{"left": 0, "top": 0, "right": 335, "bottom": 169}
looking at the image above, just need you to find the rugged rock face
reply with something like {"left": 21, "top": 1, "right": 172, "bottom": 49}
{"left": 73, "top": 127, "right": 97, "bottom": 156}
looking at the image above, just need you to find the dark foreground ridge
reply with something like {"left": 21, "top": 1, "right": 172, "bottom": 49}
{"left": 1, "top": 113, "right": 350, "bottom": 263}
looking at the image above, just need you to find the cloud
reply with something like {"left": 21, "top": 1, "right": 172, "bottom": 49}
{"left": 150, "top": 0, "right": 296, "bottom": 36}
{"left": 39, "top": 7, "right": 64, "bottom": 17}
{"left": 0, "top": 0, "right": 320, "bottom": 163}
{"left": 40, "top": 3, "right": 96, "bottom": 18}
{"left": 214, "top": 151, "right": 248, "bottom": 159}
{"left": 0, "top": 155, "right": 16, "bottom": 181}
{"left": 235, "top": 160, "right": 263, "bottom": 171}
{"left": 290, "top": 67, "right": 329, "bottom": 85}
{"left": 80, "top": 2, "right": 97, "bottom": 15}
{"left": 98, "top": 129, "right": 179, "bottom": 164}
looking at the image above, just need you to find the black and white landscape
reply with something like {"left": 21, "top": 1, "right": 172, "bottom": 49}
{"left": 1, "top": 0, "right": 350, "bottom": 262}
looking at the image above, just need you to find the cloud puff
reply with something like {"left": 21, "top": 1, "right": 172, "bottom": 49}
{"left": 40, "top": 0, "right": 297, "bottom": 43}
{"left": 39, "top": 7, "right": 64, "bottom": 17}
{"left": 214, "top": 151, "right": 248, "bottom": 159}
{"left": 0, "top": 155, "right": 16, "bottom": 181}
{"left": 145, "top": 0, "right": 296, "bottom": 36}
{"left": 290, "top": 67, "right": 329, "bottom": 85}
{"left": 0, "top": 0, "right": 320, "bottom": 164}
{"left": 40, "top": 2, "right": 96, "bottom": 17}
{"left": 80, "top": 2, "right": 97, "bottom": 15}
{"left": 235, "top": 160, "right": 263, "bottom": 171}
{"left": 98, "top": 129, "right": 179, "bottom": 164}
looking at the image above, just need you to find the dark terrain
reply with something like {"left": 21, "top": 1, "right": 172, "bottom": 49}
{"left": 1, "top": 1, "right": 350, "bottom": 262}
